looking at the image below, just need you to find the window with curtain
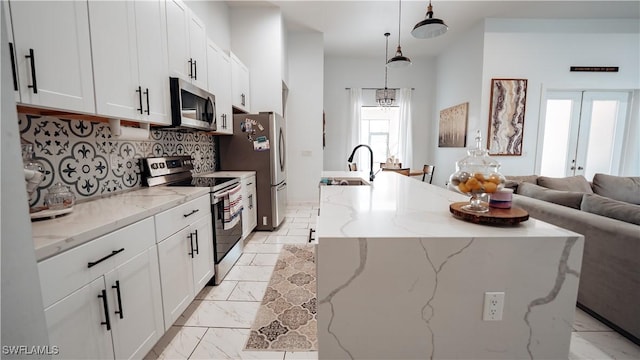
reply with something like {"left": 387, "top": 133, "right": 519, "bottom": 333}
{"left": 360, "top": 106, "right": 400, "bottom": 168}
{"left": 347, "top": 88, "right": 412, "bottom": 172}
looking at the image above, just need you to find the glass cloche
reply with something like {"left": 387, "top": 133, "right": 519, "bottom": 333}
{"left": 44, "top": 182, "right": 76, "bottom": 210}
{"left": 448, "top": 130, "right": 505, "bottom": 213}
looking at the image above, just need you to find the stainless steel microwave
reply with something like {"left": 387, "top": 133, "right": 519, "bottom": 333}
{"left": 168, "top": 77, "right": 216, "bottom": 131}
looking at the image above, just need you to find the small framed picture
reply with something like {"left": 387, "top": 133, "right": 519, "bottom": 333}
{"left": 438, "top": 102, "right": 468, "bottom": 148}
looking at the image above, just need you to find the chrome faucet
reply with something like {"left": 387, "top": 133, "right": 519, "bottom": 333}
{"left": 348, "top": 144, "right": 375, "bottom": 182}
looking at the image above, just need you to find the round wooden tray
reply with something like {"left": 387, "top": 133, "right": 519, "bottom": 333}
{"left": 449, "top": 202, "right": 528, "bottom": 225}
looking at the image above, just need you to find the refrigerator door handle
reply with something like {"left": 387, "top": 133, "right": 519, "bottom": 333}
{"left": 278, "top": 127, "right": 285, "bottom": 172}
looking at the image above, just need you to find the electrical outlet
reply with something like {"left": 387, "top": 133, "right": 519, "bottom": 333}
{"left": 263, "top": 216, "right": 268, "bottom": 226}
{"left": 109, "top": 154, "right": 119, "bottom": 169}
{"left": 483, "top": 292, "right": 505, "bottom": 321}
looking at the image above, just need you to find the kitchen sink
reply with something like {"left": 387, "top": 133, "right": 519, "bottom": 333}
{"left": 319, "top": 178, "right": 370, "bottom": 186}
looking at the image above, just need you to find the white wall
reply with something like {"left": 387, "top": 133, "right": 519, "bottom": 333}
{"left": 621, "top": 90, "right": 640, "bottom": 176}
{"left": 185, "top": 0, "right": 230, "bottom": 51}
{"left": 286, "top": 31, "right": 324, "bottom": 203}
{"left": 480, "top": 19, "right": 640, "bottom": 176}
{"left": 281, "top": 19, "right": 289, "bottom": 86}
{"left": 323, "top": 56, "right": 436, "bottom": 171}
{"left": 1, "top": 6, "right": 50, "bottom": 354}
{"left": 433, "top": 22, "right": 486, "bottom": 186}
{"left": 230, "top": 6, "right": 284, "bottom": 115}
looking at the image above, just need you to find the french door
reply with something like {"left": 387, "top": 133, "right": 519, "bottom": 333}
{"left": 539, "top": 91, "right": 630, "bottom": 180}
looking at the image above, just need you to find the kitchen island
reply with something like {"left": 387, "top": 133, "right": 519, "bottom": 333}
{"left": 317, "top": 171, "right": 584, "bottom": 360}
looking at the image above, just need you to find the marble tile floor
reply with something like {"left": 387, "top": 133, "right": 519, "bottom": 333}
{"left": 145, "top": 203, "right": 640, "bottom": 360}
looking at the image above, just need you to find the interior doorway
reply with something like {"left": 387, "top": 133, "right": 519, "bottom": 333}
{"left": 538, "top": 90, "right": 631, "bottom": 180}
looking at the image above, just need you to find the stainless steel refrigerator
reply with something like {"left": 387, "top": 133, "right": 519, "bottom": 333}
{"left": 218, "top": 112, "right": 287, "bottom": 230}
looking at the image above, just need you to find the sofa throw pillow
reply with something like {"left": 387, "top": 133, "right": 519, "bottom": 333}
{"left": 537, "top": 175, "right": 593, "bottom": 193}
{"left": 516, "top": 182, "right": 584, "bottom": 209}
{"left": 592, "top": 173, "right": 640, "bottom": 205}
{"left": 581, "top": 193, "right": 640, "bottom": 225}
{"left": 504, "top": 175, "right": 539, "bottom": 191}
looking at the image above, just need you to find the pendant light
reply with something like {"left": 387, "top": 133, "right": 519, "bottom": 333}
{"left": 386, "top": 0, "right": 411, "bottom": 68}
{"left": 412, "top": 0, "right": 448, "bottom": 39}
{"left": 376, "top": 33, "right": 396, "bottom": 107}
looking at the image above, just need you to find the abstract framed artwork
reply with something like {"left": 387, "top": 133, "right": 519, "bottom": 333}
{"left": 438, "top": 102, "right": 468, "bottom": 148}
{"left": 487, "top": 79, "right": 528, "bottom": 156}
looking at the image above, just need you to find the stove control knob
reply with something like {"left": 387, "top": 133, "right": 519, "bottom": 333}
{"left": 159, "top": 163, "right": 166, "bottom": 168}
{"left": 150, "top": 163, "right": 159, "bottom": 169}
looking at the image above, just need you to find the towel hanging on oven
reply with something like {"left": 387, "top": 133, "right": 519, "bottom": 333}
{"left": 214, "top": 184, "right": 243, "bottom": 230}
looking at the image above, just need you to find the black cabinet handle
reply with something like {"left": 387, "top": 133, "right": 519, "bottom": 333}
{"left": 183, "top": 209, "right": 199, "bottom": 218}
{"left": 188, "top": 58, "right": 193, "bottom": 78}
{"left": 136, "top": 86, "right": 143, "bottom": 114}
{"left": 25, "top": 48, "right": 38, "bottom": 94}
{"left": 249, "top": 194, "right": 253, "bottom": 209}
{"left": 9, "top": 43, "right": 18, "bottom": 91}
{"left": 193, "top": 60, "right": 197, "bottom": 80}
{"left": 112, "top": 280, "right": 124, "bottom": 319}
{"left": 144, "top": 88, "right": 150, "bottom": 114}
{"left": 98, "top": 289, "right": 111, "bottom": 331}
{"left": 188, "top": 233, "right": 194, "bottom": 258}
{"left": 193, "top": 230, "right": 199, "bottom": 255}
{"left": 241, "top": 93, "right": 245, "bottom": 107}
{"left": 87, "top": 248, "right": 125, "bottom": 268}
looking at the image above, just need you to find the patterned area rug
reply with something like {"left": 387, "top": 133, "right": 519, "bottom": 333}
{"left": 244, "top": 244, "right": 317, "bottom": 351}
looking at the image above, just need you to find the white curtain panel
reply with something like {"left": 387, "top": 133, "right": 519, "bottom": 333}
{"left": 398, "top": 88, "right": 413, "bottom": 169}
{"left": 347, "top": 88, "right": 364, "bottom": 171}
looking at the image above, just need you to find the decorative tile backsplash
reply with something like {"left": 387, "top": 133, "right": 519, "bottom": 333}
{"left": 19, "top": 114, "right": 216, "bottom": 207}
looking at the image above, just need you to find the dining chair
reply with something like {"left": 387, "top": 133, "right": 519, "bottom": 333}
{"left": 382, "top": 168, "right": 410, "bottom": 176}
{"left": 421, "top": 165, "right": 435, "bottom": 184}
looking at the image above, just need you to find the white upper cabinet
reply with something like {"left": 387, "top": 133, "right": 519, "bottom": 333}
{"left": 4, "top": 1, "right": 20, "bottom": 102}
{"left": 134, "top": 0, "right": 170, "bottom": 124}
{"left": 8, "top": 0, "right": 95, "bottom": 114}
{"left": 188, "top": 13, "right": 208, "bottom": 90}
{"left": 166, "top": 0, "right": 207, "bottom": 90}
{"left": 230, "top": 52, "right": 251, "bottom": 113}
{"left": 207, "top": 40, "right": 233, "bottom": 134}
{"left": 89, "top": 0, "right": 170, "bottom": 125}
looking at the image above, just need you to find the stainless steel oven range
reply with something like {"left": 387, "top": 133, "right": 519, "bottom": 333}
{"left": 141, "top": 156, "right": 243, "bottom": 285}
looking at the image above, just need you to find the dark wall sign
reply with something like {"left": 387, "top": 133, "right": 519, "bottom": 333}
{"left": 570, "top": 66, "right": 619, "bottom": 72}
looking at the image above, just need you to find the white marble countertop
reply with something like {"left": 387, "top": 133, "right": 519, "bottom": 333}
{"left": 31, "top": 187, "right": 210, "bottom": 261}
{"left": 318, "top": 171, "right": 578, "bottom": 239}
{"left": 199, "top": 171, "right": 256, "bottom": 179}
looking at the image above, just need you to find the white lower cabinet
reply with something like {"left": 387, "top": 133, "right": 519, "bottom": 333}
{"left": 241, "top": 174, "right": 258, "bottom": 238}
{"left": 39, "top": 217, "right": 163, "bottom": 359}
{"left": 157, "top": 227, "right": 194, "bottom": 329}
{"left": 37, "top": 195, "right": 215, "bottom": 359}
{"left": 44, "top": 277, "right": 114, "bottom": 360}
{"left": 156, "top": 195, "right": 213, "bottom": 329}
{"left": 190, "top": 216, "right": 215, "bottom": 291}
{"left": 106, "top": 248, "right": 164, "bottom": 359}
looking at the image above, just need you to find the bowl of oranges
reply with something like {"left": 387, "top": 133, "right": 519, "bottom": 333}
{"left": 448, "top": 131, "right": 505, "bottom": 213}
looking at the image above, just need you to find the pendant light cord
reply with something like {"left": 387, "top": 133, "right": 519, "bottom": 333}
{"left": 397, "top": 0, "right": 402, "bottom": 47}
{"left": 384, "top": 33, "right": 390, "bottom": 88}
